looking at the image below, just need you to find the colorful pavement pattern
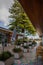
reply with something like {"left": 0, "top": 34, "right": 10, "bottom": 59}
{"left": 13, "top": 60, "right": 43, "bottom": 65}
{"left": 13, "top": 42, "right": 43, "bottom": 65}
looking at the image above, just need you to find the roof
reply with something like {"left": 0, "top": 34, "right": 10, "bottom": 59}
{"left": 0, "top": 27, "right": 12, "bottom": 33}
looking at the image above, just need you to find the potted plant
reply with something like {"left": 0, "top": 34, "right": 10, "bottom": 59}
{"left": 28, "top": 43, "right": 32, "bottom": 49}
{"left": 23, "top": 46, "right": 29, "bottom": 52}
{"left": 15, "top": 39, "right": 23, "bottom": 48}
{"left": 15, "top": 40, "right": 21, "bottom": 48}
{"left": 32, "top": 40, "right": 37, "bottom": 47}
{"left": 23, "top": 37, "right": 28, "bottom": 46}
{"left": 23, "top": 37, "right": 28, "bottom": 43}
{"left": 13, "top": 48, "right": 23, "bottom": 59}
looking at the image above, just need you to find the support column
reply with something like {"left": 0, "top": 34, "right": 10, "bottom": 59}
{"left": 40, "top": 34, "right": 43, "bottom": 46}
{"left": 42, "top": 35, "right": 43, "bottom": 45}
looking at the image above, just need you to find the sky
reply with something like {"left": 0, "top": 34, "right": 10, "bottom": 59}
{"left": 0, "top": 0, "right": 13, "bottom": 28}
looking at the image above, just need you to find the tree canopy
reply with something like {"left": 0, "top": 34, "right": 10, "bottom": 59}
{"left": 9, "top": 0, "right": 36, "bottom": 34}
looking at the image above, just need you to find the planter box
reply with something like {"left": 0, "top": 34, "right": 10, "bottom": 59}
{"left": 14, "top": 52, "right": 23, "bottom": 59}
{"left": 5, "top": 57, "right": 14, "bottom": 65}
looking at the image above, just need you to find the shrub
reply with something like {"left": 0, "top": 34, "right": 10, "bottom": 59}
{"left": 0, "top": 51, "right": 13, "bottom": 61}
{"left": 32, "top": 40, "right": 37, "bottom": 46}
{"left": 13, "top": 48, "right": 22, "bottom": 53}
{"left": 23, "top": 46, "right": 28, "bottom": 49}
{"left": 29, "top": 44, "right": 32, "bottom": 46}
{"left": 29, "top": 40, "right": 32, "bottom": 42}
{"left": 15, "top": 39, "right": 23, "bottom": 45}
{"left": 15, "top": 37, "right": 28, "bottom": 46}
{"left": 23, "top": 37, "right": 28, "bottom": 42}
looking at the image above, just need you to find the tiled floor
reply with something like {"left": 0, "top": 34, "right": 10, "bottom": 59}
{"left": 0, "top": 42, "right": 42, "bottom": 65}
{"left": 13, "top": 61, "right": 43, "bottom": 65}
{"left": 13, "top": 42, "right": 43, "bottom": 65}
{"left": 13, "top": 59, "right": 43, "bottom": 65}
{"left": 14, "top": 46, "right": 37, "bottom": 64}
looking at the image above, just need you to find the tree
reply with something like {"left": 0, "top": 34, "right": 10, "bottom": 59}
{"left": 9, "top": 0, "right": 36, "bottom": 34}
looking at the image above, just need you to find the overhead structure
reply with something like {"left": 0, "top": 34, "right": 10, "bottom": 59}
{"left": 19, "top": 0, "right": 43, "bottom": 35}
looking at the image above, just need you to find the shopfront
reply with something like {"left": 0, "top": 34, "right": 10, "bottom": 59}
{"left": 0, "top": 27, "right": 12, "bottom": 44}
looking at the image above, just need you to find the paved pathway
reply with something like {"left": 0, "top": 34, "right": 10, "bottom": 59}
{"left": 0, "top": 42, "right": 41, "bottom": 65}
{"left": 14, "top": 48, "right": 37, "bottom": 64}
{"left": 0, "top": 61, "right": 5, "bottom": 65}
{"left": 0, "top": 44, "right": 14, "bottom": 53}
{"left": 14, "top": 42, "right": 40, "bottom": 64}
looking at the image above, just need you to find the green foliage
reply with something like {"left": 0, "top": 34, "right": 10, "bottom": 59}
{"left": 29, "top": 40, "right": 32, "bottom": 42}
{"left": 23, "top": 37, "right": 28, "bottom": 42}
{"left": 29, "top": 44, "right": 32, "bottom": 46}
{"left": 23, "top": 46, "right": 28, "bottom": 49}
{"left": 0, "top": 51, "right": 13, "bottom": 61}
{"left": 15, "top": 39, "right": 23, "bottom": 45}
{"left": 9, "top": 0, "right": 36, "bottom": 34}
{"left": 15, "top": 38, "right": 28, "bottom": 45}
{"left": 32, "top": 40, "right": 37, "bottom": 46}
{"left": 13, "top": 48, "right": 22, "bottom": 53}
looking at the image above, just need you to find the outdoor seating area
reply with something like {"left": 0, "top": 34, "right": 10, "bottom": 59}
{"left": 0, "top": 0, "right": 43, "bottom": 65}
{"left": 12, "top": 41, "right": 43, "bottom": 65}
{"left": 0, "top": 38, "right": 42, "bottom": 65}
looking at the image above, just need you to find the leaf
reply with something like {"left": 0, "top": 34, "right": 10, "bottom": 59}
{"left": 9, "top": 0, "right": 36, "bottom": 34}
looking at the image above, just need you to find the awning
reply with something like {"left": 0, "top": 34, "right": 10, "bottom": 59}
{"left": 19, "top": 0, "right": 43, "bottom": 35}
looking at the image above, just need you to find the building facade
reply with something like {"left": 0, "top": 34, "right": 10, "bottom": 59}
{"left": 0, "top": 27, "right": 13, "bottom": 43}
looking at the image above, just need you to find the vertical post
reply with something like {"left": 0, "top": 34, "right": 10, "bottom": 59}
{"left": 41, "top": 34, "right": 43, "bottom": 45}
{"left": 2, "top": 34, "right": 5, "bottom": 53}
{"left": 2, "top": 40, "right": 5, "bottom": 53}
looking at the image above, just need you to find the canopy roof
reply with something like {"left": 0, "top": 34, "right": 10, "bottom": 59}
{"left": 0, "top": 27, "right": 12, "bottom": 34}
{"left": 19, "top": 0, "right": 43, "bottom": 35}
